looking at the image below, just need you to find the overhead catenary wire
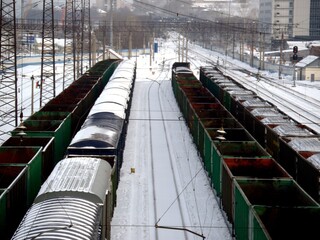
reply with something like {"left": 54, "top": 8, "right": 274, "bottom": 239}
{"left": 184, "top": 46, "right": 320, "bottom": 130}
{"left": 131, "top": 0, "right": 320, "bottom": 37}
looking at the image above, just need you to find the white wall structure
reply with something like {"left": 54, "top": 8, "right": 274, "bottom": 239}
{"left": 293, "top": 0, "right": 310, "bottom": 38}
{"left": 259, "top": 0, "right": 312, "bottom": 40}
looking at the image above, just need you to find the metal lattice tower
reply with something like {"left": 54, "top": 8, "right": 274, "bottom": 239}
{"left": 82, "top": 0, "right": 91, "bottom": 70}
{"left": 40, "top": 0, "right": 56, "bottom": 108}
{"left": 0, "top": 0, "right": 18, "bottom": 141}
{"left": 74, "top": 0, "right": 83, "bottom": 79}
{"left": 63, "top": 0, "right": 75, "bottom": 88}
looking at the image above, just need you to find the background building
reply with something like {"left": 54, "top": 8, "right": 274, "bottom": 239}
{"left": 259, "top": 0, "right": 320, "bottom": 49}
{"left": 310, "top": 0, "right": 320, "bottom": 38}
{"left": 296, "top": 55, "right": 320, "bottom": 81}
{"left": 293, "top": 0, "right": 310, "bottom": 39}
{"left": 95, "top": 0, "right": 118, "bottom": 10}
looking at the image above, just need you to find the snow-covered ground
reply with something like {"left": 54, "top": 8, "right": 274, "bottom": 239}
{"left": 111, "top": 36, "right": 320, "bottom": 240}
{"left": 5, "top": 33, "right": 320, "bottom": 240}
{"left": 111, "top": 45, "right": 232, "bottom": 240}
{"left": 0, "top": 64, "right": 63, "bottom": 143}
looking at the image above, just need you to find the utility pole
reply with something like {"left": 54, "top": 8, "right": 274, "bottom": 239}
{"left": 149, "top": 37, "right": 152, "bottom": 67}
{"left": 182, "top": 36, "right": 185, "bottom": 62}
{"left": 278, "top": 32, "right": 283, "bottom": 79}
{"left": 240, "top": 31, "right": 244, "bottom": 61}
{"left": 152, "top": 32, "right": 155, "bottom": 62}
{"left": 232, "top": 31, "right": 235, "bottom": 59}
{"left": 292, "top": 64, "right": 296, "bottom": 87}
{"left": 143, "top": 33, "right": 146, "bottom": 54}
{"left": 250, "top": 24, "right": 254, "bottom": 67}
{"left": 91, "top": 31, "right": 97, "bottom": 65}
{"left": 262, "top": 32, "right": 265, "bottom": 70}
{"left": 118, "top": 33, "right": 121, "bottom": 54}
{"left": 102, "top": 21, "right": 106, "bottom": 60}
{"left": 128, "top": 32, "right": 132, "bottom": 59}
{"left": 259, "top": 32, "right": 262, "bottom": 70}
{"left": 185, "top": 37, "right": 188, "bottom": 62}
{"left": 110, "top": 0, "right": 114, "bottom": 48}
{"left": 31, "top": 75, "right": 34, "bottom": 114}
{"left": 178, "top": 34, "right": 181, "bottom": 62}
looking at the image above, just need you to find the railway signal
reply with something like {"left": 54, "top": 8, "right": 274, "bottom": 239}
{"left": 293, "top": 46, "right": 298, "bottom": 61}
{"left": 292, "top": 45, "right": 299, "bottom": 86}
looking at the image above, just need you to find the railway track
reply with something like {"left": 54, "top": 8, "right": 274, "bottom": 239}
{"left": 222, "top": 68, "right": 320, "bottom": 133}
{"left": 147, "top": 69, "right": 160, "bottom": 240}
{"left": 188, "top": 47, "right": 320, "bottom": 133}
{"left": 238, "top": 68, "right": 320, "bottom": 107}
{"left": 147, "top": 60, "right": 189, "bottom": 240}
{"left": 112, "top": 42, "right": 233, "bottom": 240}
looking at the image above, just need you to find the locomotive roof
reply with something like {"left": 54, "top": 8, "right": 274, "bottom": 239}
{"left": 12, "top": 198, "right": 101, "bottom": 240}
{"left": 35, "top": 157, "right": 112, "bottom": 204}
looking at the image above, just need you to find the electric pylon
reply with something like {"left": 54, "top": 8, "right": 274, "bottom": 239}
{"left": 40, "top": 0, "right": 56, "bottom": 107}
{"left": 0, "top": 0, "right": 18, "bottom": 142}
{"left": 73, "top": 0, "right": 83, "bottom": 79}
{"left": 63, "top": 0, "right": 75, "bottom": 88}
{"left": 82, "top": 0, "right": 92, "bottom": 70}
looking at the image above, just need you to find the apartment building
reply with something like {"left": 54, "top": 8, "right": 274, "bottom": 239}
{"left": 259, "top": 0, "right": 320, "bottom": 42}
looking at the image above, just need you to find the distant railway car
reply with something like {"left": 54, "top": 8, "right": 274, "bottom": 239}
{"left": 173, "top": 62, "right": 320, "bottom": 240}
{"left": 199, "top": 65, "right": 320, "bottom": 203}
{"left": 279, "top": 136, "right": 320, "bottom": 202}
{"left": 67, "top": 59, "right": 136, "bottom": 160}
{"left": 65, "top": 59, "right": 136, "bottom": 220}
{"left": 11, "top": 157, "right": 113, "bottom": 240}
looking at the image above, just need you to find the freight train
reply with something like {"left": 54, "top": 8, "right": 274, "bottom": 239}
{"left": 172, "top": 62, "right": 320, "bottom": 240}
{"left": 0, "top": 59, "right": 135, "bottom": 239}
{"left": 10, "top": 59, "right": 136, "bottom": 240}
{"left": 199, "top": 66, "right": 320, "bottom": 203}
{"left": 0, "top": 59, "right": 120, "bottom": 239}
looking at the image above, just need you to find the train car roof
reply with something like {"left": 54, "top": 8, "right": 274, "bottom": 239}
{"left": 272, "top": 124, "right": 314, "bottom": 137}
{"left": 250, "top": 108, "right": 282, "bottom": 117}
{"left": 104, "top": 81, "right": 132, "bottom": 91}
{"left": 101, "top": 87, "right": 131, "bottom": 100}
{"left": 261, "top": 116, "right": 291, "bottom": 125}
{"left": 110, "top": 70, "right": 135, "bottom": 80}
{"left": 307, "top": 153, "right": 320, "bottom": 170}
{"left": 69, "top": 124, "right": 121, "bottom": 149}
{"left": 35, "top": 157, "right": 112, "bottom": 204}
{"left": 89, "top": 102, "right": 126, "bottom": 119}
{"left": 110, "top": 59, "right": 135, "bottom": 77}
{"left": 12, "top": 198, "right": 101, "bottom": 240}
{"left": 173, "top": 65, "right": 192, "bottom": 73}
{"left": 288, "top": 137, "right": 320, "bottom": 151}
{"left": 117, "top": 58, "right": 136, "bottom": 67}
{"left": 94, "top": 93, "right": 129, "bottom": 107}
